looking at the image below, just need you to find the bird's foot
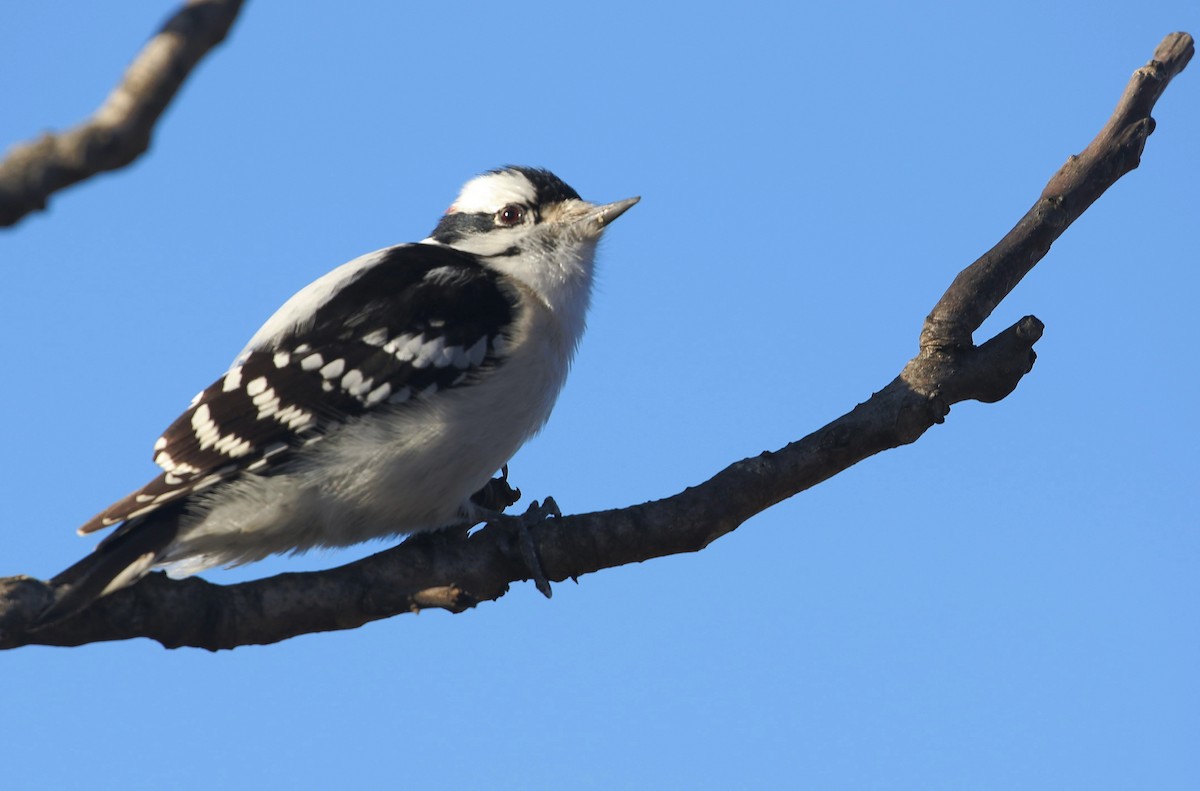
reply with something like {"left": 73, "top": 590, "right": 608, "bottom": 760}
{"left": 489, "top": 496, "right": 560, "bottom": 599}
{"left": 406, "top": 466, "right": 523, "bottom": 550}
{"left": 470, "top": 464, "right": 522, "bottom": 513}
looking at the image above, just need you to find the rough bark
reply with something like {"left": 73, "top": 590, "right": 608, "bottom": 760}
{"left": 0, "top": 32, "right": 1191, "bottom": 650}
{"left": 0, "top": 0, "right": 245, "bottom": 228}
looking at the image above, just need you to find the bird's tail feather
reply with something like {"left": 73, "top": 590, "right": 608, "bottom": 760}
{"left": 41, "top": 506, "right": 182, "bottom": 625}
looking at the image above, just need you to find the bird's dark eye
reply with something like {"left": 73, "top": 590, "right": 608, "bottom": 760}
{"left": 497, "top": 204, "right": 525, "bottom": 226}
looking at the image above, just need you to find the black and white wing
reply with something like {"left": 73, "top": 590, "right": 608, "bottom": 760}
{"left": 80, "top": 243, "right": 517, "bottom": 534}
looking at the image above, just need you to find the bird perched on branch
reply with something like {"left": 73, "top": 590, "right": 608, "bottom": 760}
{"left": 44, "top": 166, "right": 638, "bottom": 622}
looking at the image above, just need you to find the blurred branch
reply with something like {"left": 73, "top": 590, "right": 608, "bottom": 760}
{"left": 0, "top": 32, "right": 1192, "bottom": 650}
{"left": 0, "top": 0, "right": 245, "bottom": 228}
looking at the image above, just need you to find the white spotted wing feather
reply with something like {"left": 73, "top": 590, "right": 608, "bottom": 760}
{"left": 79, "top": 243, "right": 518, "bottom": 536}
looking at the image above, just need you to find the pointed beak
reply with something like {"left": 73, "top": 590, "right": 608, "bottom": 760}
{"left": 594, "top": 196, "right": 640, "bottom": 227}
{"left": 576, "top": 196, "right": 640, "bottom": 236}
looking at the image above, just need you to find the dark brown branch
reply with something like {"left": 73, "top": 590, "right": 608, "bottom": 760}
{"left": 919, "top": 32, "right": 1193, "bottom": 355}
{"left": 0, "top": 0, "right": 245, "bottom": 228}
{"left": 0, "top": 33, "right": 1190, "bottom": 650}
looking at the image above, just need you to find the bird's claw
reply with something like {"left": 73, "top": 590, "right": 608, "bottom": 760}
{"left": 526, "top": 496, "right": 561, "bottom": 522}
{"left": 492, "top": 496, "right": 560, "bottom": 599}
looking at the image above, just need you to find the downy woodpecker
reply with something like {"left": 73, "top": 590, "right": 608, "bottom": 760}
{"left": 46, "top": 166, "right": 637, "bottom": 619}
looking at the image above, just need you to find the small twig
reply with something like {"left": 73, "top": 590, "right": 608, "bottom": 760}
{"left": 0, "top": 0, "right": 246, "bottom": 227}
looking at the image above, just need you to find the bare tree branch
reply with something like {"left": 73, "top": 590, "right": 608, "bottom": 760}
{"left": 0, "top": 32, "right": 1192, "bottom": 651}
{"left": 918, "top": 32, "right": 1194, "bottom": 355}
{"left": 0, "top": 0, "right": 245, "bottom": 228}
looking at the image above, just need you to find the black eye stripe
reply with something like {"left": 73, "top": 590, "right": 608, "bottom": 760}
{"left": 429, "top": 205, "right": 541, "bottom": 243}
{"left": 429, "top": 212, "right": 493, "bottom": 242}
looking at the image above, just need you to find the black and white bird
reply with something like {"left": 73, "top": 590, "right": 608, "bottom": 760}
{"left": 45, "top": 166, "right": 637, "bottom": 621}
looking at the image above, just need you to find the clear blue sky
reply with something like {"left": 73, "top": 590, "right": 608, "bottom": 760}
{"left": 2, "top": 2, "right": 1197, "bottom": 788}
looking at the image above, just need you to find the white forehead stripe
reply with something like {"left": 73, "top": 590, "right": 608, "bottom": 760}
{"left": 450, "top": 171, "right": 537, "bottom": 214}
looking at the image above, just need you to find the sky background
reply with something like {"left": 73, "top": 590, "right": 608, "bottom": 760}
{"left": 2, "top": 2, "right": 1197, "bottom": 788}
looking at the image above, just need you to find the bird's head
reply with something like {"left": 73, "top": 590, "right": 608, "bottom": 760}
{"left": 426, "top": 167, "right": 638, "bottom": 317}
